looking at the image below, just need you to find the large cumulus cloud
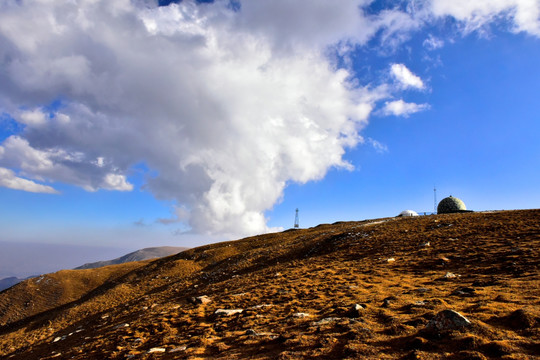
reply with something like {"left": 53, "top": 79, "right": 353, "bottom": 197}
{"left": 0, "top": 0, "right": 382, "bottom": 237}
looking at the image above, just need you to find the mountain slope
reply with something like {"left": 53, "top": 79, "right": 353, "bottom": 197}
{"left": 0, "top": 210, "right": 538, "bottom": 359}
{"left": 75, "top": 246, "right": 188, "bottom": 269}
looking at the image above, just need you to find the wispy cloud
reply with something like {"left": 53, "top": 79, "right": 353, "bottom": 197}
{"left": 365, "top": 138, "right": 389, "bottom": 153}
{"left": 0, "top": 167, "right": 59, "bottom": 194}
{"left": 381, "top": 100, "right": 430, "bottom": 117}
{"left": 429, "top": 0, "right": 540, "bottom": 37}
{"left": 390, "top": 63, "right": 426, "bottom": 90}
{"left": 423, "top": 34, "right": 444, "bottom": 50}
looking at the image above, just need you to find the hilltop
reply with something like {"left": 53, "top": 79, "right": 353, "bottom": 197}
{"left": 0, "top": 247, "right": 188, "bottom": 293}
{"left": 0, "top": 210, "right": 538, "bottom": 359}
{"left": 75, "top": 247, "right": 189, "bottom": 270}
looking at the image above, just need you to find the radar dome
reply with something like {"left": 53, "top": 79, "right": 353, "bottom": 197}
{"left": 437, "top": 196, "right": 466, "bottom": 214}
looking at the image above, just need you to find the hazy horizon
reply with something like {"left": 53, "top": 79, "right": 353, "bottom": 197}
{"left": 0, "top": 241, "right": 132, "bottom": 279}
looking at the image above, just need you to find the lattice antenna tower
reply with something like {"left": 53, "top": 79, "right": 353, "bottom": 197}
{"left": 294, "top": 208, "right": 299, "bottom": 229}
{"left": 434, "top": 187, "right": 437, "bottom": 214}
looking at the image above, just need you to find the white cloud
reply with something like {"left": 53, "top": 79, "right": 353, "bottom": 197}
{"left": 381, "top": 99, "right": 430, "bottom": 117}
{"left": 365, "top": 138, "right": 389, "bottom": 153}
{"left": 429, "top": 0, "right": 540, "bottom": 36}
{"left": 102, "top": 174, "right": 133, "bottom": 192}
{"left": 0, "top": 0, "right": 383, "bottom": 237}
{"left": 17, "top": 108, "right": 47, "bottom": 127}
{"left": 390, "top": 63, "right": 426, "bottom": 90}
{"left": 0, "top": 167, "right": 59, "bottom": 194}
{"left": 423, "top": 34, "right": 444, "bottom": 50}
{"left": 0, "top": 136, "right": 133, "bottom": 192}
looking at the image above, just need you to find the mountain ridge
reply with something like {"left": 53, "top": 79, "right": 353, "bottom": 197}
{"left": 74, "top": 246, "right": 189, "bottom": 270}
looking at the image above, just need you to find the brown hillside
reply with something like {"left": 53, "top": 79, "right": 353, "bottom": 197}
{"left": 0, "top": 210, "right": 539, "bottom": 359}
{"left": 0, "top": 261, "right": 152, "bottom": 326}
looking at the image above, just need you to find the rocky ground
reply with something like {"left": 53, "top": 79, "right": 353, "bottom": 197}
{"left": 0, "top": 209, "right": 538, "bottom": 359}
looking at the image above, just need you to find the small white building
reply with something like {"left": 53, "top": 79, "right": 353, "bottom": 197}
{"left": 397, "top": 210, "right": 419, "bottom": 217}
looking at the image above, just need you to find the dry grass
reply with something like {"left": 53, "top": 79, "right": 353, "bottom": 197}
{"left": 0, "top": 209, "right": 538, "bottom": 359}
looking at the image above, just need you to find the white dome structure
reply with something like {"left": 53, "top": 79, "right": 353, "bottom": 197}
{"left": 398, "top": 210, "right": 419, "bottom": 217}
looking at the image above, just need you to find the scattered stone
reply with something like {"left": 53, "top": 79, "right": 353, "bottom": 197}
{"left": 257, "top": 332, "right": 279, "bottom": 339}
{"left": 439, "top": 256, "right": 451, "bottom": 263}
{"left": 191, "top": 295, "right": 211, "bottom": 305}
{"left": 148, "top": 347, "right": 166, "bottom": 353}
{"left": 405, "top": 287, "right": 431, "bottom": 295}
{"left": 347, "top": 304, "right": 365, "bottom": 318}
{"left": 386, "top": 257, "right": 396, "bottom": 263}
{"left": 292, "top": 312, "right": 311, "bottom": 318}
{"left": 312, "top": 317, "right": 341, "bottom": 326}
{"left": 420, "top": 242, "right": 430, "bottom": 247}
{"left": 451, "top": 287, "right": 476, "bottom": 297}
{"left": 425, "top": 310, "right": 471, "bottom": 332}
{"left": 170, "top": 345, "right": 187, "bottom": 352}
{"left": 442, "top": 272, "right": 460, "bottom": 279}
{"left": 53, "top": 337, "right": 62, "bottom": 343}
{"left": 245, "top": 329, "right": 258, "bottom": 335}
{"left": 214, "top": 309, "right": 243, "bottom": 316}
{"left": 382, "top": 296, "right": 397, "bottom": 308}
{"left": 250, "top": 304, "right": 272, "bottom": 309}
{"left": 114, "top": 323, "right": 130, "bottom": 329}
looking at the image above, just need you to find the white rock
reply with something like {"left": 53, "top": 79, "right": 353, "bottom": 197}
{"left": 444, "top": 272, "right": 459, "bottom": 279}
{"left": 250, "top": 304, "right": 272, "bottom": 309}
{"left": 312, "top": 317, "right": 341, "bottom": 326}
{"left": 170, "top": 345, "right": 187, "bottom": 352}
{"left": 214, "top": 309, "right": 243, "bottom": 316}
{"left": 148, "top": 347, "right": 166, "bottom": 353}
{"left": 192, "top": 295, "right": 211, "bottom": 304}
{"left": 426, "top": 310, "right": 471, "bottom": 332}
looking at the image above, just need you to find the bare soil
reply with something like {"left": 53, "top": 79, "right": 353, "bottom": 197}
{"left": 0, "top": 209, "right": 538, "bottom": 359}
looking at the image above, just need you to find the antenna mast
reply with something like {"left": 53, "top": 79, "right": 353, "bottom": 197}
{"left": 294, "top": 208, "right": 299, "bottom": 229}
{"left": 434, "top": 187, "right": 437, "bottom": 214}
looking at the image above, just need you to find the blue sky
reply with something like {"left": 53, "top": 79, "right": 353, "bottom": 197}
{"left": 268, "top": 28, "right": 540, "bottom": 229}
{"left": 0, "top": 1, "right": 539, "bottom": 273}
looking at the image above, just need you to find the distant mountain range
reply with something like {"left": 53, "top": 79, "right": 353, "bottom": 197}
{"left": 0, "top": 246, "right": 188, "bottom": 292}
{"left": 74, "top": 246, "right": 188, "bottom": 270}
{"left": 0, "top": 276, "right": 31, "bottom": 292}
